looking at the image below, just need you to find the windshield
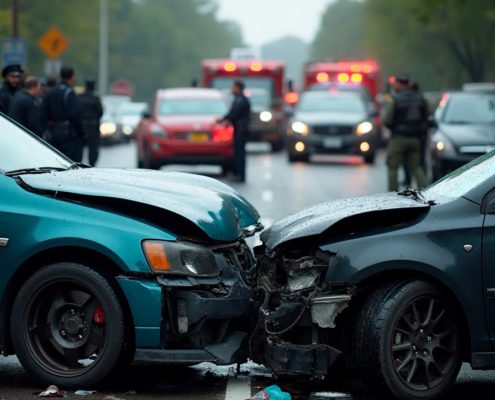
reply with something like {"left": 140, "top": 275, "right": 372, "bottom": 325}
{"left": 158, "top": 98, "right": 227, "bottom": 116}
{"left": 442, "top": 94, "right": 495, "bottom": 124}
{"left": 425, "top": 150, "right": 495, "bottom": 198}
{"left": 297, "top": 93, "right": 366, "bottom": 114}
{"left": 118, "top": 103, "right": 147, "bottom": 116}
{"left": 245, "top": 88, "right": 270, "bottom": 109}
{"left": 0, "top": 117, "right": 71, "bottom": 173}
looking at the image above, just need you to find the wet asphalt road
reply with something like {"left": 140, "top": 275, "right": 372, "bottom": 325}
{"left": 3, "top": 142, "right": 495, "bottom": 399}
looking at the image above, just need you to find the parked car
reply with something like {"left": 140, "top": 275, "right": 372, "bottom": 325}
{"left": 286, "top": 91, "right": 379, "bottom": 163}
{"left": 0, "top": 115, "right": 261, "bottom": 388}
{"left": 135, "top": 88, "right": 235, "bottom": 173}
{"left": 115, "top": 101, "right": 148, "bottom": 141}
{"left": 252, "top": 151, "right": 495, "bottom": 399}
{"left": 430, "top": 90, "right": 495, "bottom": 180}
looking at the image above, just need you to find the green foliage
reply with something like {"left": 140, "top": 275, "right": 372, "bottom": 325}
{"left": 0, "top": 0, "right": 242, "bottom": 99}
{"left": 312, "top": 0, "right": 495, "bottom": 90}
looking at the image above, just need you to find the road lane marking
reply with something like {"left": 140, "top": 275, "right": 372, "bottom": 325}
{"left": 263, "top": 171, "right": 272, "bottom": 181}
{"left": 262, "top": 156, "right": 272, "bottom": 168}
{"left": 225, "top": 374, "right": 251, "bottom": 400}
{"left": 261, "top": 190, "right": 273, "bottom": 202}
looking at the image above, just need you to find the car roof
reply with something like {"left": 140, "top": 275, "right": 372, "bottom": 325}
{"left": 156, "top": 88, "right": 224, "bottom": 100}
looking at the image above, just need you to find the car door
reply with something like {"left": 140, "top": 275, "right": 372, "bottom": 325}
{"left": 482, "top": 189, "right": 495, "bottom": 344}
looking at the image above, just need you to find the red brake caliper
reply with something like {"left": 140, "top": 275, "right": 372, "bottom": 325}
{"left": 93, "top": 306, "right": 105, "bottom": 324}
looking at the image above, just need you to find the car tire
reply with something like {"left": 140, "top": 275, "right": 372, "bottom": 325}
{"left": 364, "top": 152, "right": 375, "bottom": 164}
{"left": 11, "top": 263, "right": 127, "bottom": 388}
{"left": 353, "top": 280, "right": 462, "bottom": 400}
{"left": 288, "top": 152, "right": 310, "bottom": 163}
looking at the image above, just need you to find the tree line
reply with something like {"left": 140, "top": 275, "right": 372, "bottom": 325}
{"left": 0, "top": 0, "right": 242, "bottom": 100}
{"left": 312, "top": 0, "right": 495, "bottom": 90}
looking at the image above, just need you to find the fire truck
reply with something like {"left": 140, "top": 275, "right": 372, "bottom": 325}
{"left": 303, "top": 60, "right": 381, "bottom": 100}
{"left": 201, "top": 59, "right": 287, "bottom": 151}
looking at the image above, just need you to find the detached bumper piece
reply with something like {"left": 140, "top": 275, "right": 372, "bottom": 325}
{"left": 266, "top": 340, "right": 341, "bottom": 377}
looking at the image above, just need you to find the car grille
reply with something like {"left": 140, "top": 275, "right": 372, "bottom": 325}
{"left": 459, "top": 145, "right": 495, "bottom": 156}
{"left": 312, "top": 125, "right": 354, "bottom": 136}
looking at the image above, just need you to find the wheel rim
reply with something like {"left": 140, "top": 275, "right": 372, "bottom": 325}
{"left": 390, "top": 295, "right": 458, "bottom": 391}
{"left": 23, "top": 281, "right": 108, "bottom": 377}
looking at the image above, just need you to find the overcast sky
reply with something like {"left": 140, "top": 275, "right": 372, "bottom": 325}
{"left": 216, "top": 0, "right": 333, "bottom": 47}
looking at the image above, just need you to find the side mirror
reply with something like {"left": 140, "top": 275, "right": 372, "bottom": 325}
{"left": 142, "top": 110, "right": 152, "bottom": 119}
{"left": 428, "top": 115, "right": 438, "bottom": 129}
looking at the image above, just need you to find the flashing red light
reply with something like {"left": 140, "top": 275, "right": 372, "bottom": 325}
{"left": 439, "top": 93, "right": 449, "bottom": 108}
{"left": 250, "top": 62, "right": 263, "bottom": 72}
{"left": 351, "top": 73, "right": 363, "bottom": 83}
{"left": 284, "top": 92, "right": 299, "bottom": 105}
{"left": 316, "top": 72, "right": 329, "bottom": 83}
{"left": 212, "top": 125, "right": 234, "bottom": 142}
{"left": 337, "top": 73, "right": 350, "bottom": 83}
{"left": 388, "top": 75, "right": 396, "bottom": 85}
{"left": 224, "top": 62, "right": 237, "bottom": 72}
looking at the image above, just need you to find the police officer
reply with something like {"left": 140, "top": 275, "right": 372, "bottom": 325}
{"left": 0, "top": 64, "right": 23, "bottom": 114}
{"left": 218, "top": 80, "right": 251, "bottom": 182}
{"left": 384, "top": 74, "right": 428, "bottom": 192}
{"left": 9, "top": 76, "right": 43, "bottom": 136}
{"left": 41, "top": 66, "right": 84, "bottom": 161}
{"left": 78, "top": 78, "right": 103, "bottom": 166}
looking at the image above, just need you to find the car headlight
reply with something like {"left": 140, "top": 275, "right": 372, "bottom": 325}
{"left": 142, "top": 240, "right": 219, "bottom": 277}
{"left": 123, "top": 125, "right": 134, "bottom": 135}
{"left": 100, "top": 122, "right": 117, "bottom": 136}
{"left": 151, "top": 124, "right": 168, "bottom": 138}
{"left": 260, "top": 111, "right": 272, "bottom": 122}
{"left": 291, "top": 121, "right": 309, "bottom": 136}
{"left": 432, "top": 131, "right": 456, "bottom": 156}
{"left": 356, "top": 121, "right": 373, "bottom": 136}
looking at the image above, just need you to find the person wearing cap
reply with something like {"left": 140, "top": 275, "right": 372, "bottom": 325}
{"left": 78, "top": 78, "right": 103, "bottom": 166}
{"left": 41, "top": 66, "right": 84, "bottom": 162}
{"left": 217, "top": 80, "right": 251, "bottom": 182}
{"left": 9, "top": 76, "right": 43, "bottom": 137}
{"left": 383, "top": 74, "right": 428, "bottom": 192}
{"left": 0, "top": 64, "right": 23, "bottom": 114}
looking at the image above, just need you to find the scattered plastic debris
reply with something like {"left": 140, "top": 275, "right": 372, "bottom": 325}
{"left": 74, "top": 390, "right": 97, "bottom": 396}
{"left": 250, "top": 385, "right": 292, "bottom": 400}
{"left": 35, "top": 385, "right": 63, "bottom": 397}
{"left": 103, "top": 396, "right": 126, "bottom": 400}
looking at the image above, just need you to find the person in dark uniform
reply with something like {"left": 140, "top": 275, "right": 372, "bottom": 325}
{"left": 78, "top": 78, "right": 103, "bottom": 166}
{"left": 384, "top": 74, "right": 428, "bottom": 191}
{"left": 218, "top": 80, "right": 251, "bottom": 182}
{"left": 0, "top": 64, "right": 23, "bottom": 114}
{"left": 9, "top": 76, "right": 43, "bottom": 136}
{"left": 41, "top": 66, "right": 84, "bottom": 161}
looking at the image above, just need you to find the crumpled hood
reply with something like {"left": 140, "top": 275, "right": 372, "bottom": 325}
{"left": 20, "top": 168, "right": 260, "bottom": 242}
{"left": 261, "top": 192, "right": 430, "bottom": 249}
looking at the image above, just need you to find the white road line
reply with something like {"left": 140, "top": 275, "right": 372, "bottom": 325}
{"left": 261, "top": 190, "right": 273, "bottom": 202}
{"left": 225, "top": 374, "right": 251, "bottom": 400}
{"left": 262, "top": 156, "right": 272, "bottom": 168}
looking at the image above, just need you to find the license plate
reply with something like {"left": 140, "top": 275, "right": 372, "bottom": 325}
{"left": 323, "top": 137, "right": 343, "bottom": 148}
{"left": 189, "top": 132, "right": 209, "bottom": 142}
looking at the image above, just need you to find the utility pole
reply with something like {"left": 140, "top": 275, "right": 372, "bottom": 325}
{"left": 99, "top": 0, "right": 108, "bottom": 95}
{"left": 12, "top": 0, "right": 19, "bottom": 38}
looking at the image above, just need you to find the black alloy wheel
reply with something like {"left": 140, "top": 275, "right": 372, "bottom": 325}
{"left": 354, "top": 280, "right": 462, "bottom": 400}
{"left": 11, "top": 263, "right": 127, "bottom": 388}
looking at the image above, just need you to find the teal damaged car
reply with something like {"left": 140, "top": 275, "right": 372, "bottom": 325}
{"left": 0, "top": 116, "right": 261, "bottom": 387}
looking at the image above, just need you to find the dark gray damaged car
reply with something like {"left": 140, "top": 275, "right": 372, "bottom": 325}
{"left": 251, "top": 152, "right": 495, "bottom": 400}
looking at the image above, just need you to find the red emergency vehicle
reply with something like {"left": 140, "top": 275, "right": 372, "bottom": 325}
{"left": 304, "top": 60, "right": 380, "bottom": 99}
{"left": 201, "top": 59, "right": 286, "bottom": 151}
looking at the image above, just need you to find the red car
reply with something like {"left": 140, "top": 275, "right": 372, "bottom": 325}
{"left": 135, "top": 88, "right": 234, "bottom": 173}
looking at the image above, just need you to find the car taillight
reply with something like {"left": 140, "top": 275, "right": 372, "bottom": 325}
{"left": 212, "top": 125, "right": 234, "bottom": 142}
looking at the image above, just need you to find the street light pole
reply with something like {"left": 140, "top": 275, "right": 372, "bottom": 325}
{"left": 99, "top": 0, "right": 108, "bottom": 95}
{"left": 12, "top": 0, "right": 19, "bottom": 38}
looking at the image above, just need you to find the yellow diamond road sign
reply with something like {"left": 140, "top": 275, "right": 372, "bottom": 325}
{"left": 37, "top": 27, "right": 69, "bottom": 59}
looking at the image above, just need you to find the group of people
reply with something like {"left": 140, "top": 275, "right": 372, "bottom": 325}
{"left": 0, "top": 64, "right": 103, "bottom": 166}
{"left": 384, "top": 74, "right": 430, "bottom": 192}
